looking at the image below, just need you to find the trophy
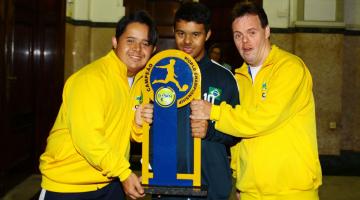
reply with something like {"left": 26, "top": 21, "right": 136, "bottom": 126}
{"left": 141, "top": 49, "right": 206, "bottom": 196}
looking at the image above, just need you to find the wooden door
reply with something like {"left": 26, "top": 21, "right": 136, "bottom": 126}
{"left": 124, "top": 0, "right": 181, "bottom": 52}
{"left": 202, "top": 0, "right": 262, "bottom": 69}
{"left": 0, "top": 0, "right": 65, "bottom": 195}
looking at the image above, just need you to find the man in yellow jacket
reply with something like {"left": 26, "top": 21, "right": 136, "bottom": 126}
{"left": 190, "top": 2, "right": 322, "bottom": 200}
{"left": 39, "top": 11, "right": 156, "bottom": 200}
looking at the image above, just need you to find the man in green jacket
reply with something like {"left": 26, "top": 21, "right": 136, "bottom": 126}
{"left": 190, "top": 2, "right": 322, "bottom": 200}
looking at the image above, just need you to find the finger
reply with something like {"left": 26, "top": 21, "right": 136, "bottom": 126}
{"left": 190, "top": 103, "right": 201, "bottom": 111}
{"left": 190, "top": 120, "right": 199, "bottom": 128}
{"left": 190, "top": 114, "right": 207, "bottom": 120}
{"left": 129, "top": 194, "right": 136, "bottom": 200}
{"left": 143, "top": 105, "right": 154, "bottom": 113}
{"left": 144, "top": 118, "right": 153, "bottom": 124}
{"left": 145, "top": 103, "right": 154, "bottom": 109}
{"left": 141, "top": 112, "right": 153, "bottom": 119}
{"left": 135, "top": 185, "right": 145, "bottom": 197}
{"left": 128, "top": 189, "right": 142, "bottom": 199}
{"left": 129, "top": 176, "right": 144, "bottom": 196}
{"left": 191, "top": 100, "right": 201, "bottom": 105}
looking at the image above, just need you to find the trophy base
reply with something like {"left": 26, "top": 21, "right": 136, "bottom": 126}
{"left": 142, "top": 185, "right": 207, "bottom": 197}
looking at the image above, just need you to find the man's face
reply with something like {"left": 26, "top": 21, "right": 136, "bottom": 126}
{"left": 209, "top": 47, "right": 221, "bottom": 62}
{"left": 232, "top": 14, "right": 270, "bottom": 67}
{"left": 174, "top": 20, "right": 211, "bottom": 61}
{"left": 112, "top": 22, "right": 154, "bottom": 76}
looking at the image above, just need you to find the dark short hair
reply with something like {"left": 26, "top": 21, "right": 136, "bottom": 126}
{"left": 174, "top": 2, "right": 211, "bottom": 33}
{"left": 209, "top": 43, "right": 224, "bottom": 61}
{"left": 232, "top": 2, "right": 268, "bottom": 28}
{"left": 115, "top": 10, "right": 158, "bottom": 45}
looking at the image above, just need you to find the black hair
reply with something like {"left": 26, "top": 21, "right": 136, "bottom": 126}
{"left": 231, "top": 2, "right": 268, "bottom": 28}
{"left": 115, "top": 10, "right": 158, "bottom": 45}
{"left": 174, "top": 2, "right": 211, "bottom": 33}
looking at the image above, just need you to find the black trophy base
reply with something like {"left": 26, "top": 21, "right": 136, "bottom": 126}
{"left": 142, "top": 185, "right": 207, "bottom": 197}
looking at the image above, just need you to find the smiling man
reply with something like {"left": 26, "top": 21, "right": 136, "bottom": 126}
{"left": 152, "top": 2, "right": 240, "bottom": 200}
{"left": 38, "top": 11, "right": 157, "bottom": 200}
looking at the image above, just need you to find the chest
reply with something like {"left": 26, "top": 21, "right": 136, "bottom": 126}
{"left": 238, "top": 68, "right": 272, "bottom": 107}
{"left": 200, "top": 70, "right": 227, "bottom": 105}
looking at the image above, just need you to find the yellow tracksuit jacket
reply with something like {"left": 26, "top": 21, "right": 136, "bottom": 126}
{"left": 210, "top": 45, "right": 322, "bottom": 200}
{"left": 39, "top": 50, "right": 143, "bottom": 192}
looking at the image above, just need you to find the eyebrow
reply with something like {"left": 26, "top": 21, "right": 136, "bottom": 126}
{"left": 126, "top": 36, "right": 149, "bottom": 42}
{"left": 175, "top": 30, "right": 203, "bottom": 34}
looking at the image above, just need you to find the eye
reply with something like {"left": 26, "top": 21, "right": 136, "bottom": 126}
{"left": 142, "top": 41, "right": 150, "bottom": 47}
{"left": 234, "top": 33, "right": 242, "bottom": 40}
{"left": 176, "top": 31, "right": 184, "bottom": 38}
{"left": 127, "top": 38, "right": 135, "bottom": 44}
{"left": 193, "top": 32, "right": 200, "bottom": 37}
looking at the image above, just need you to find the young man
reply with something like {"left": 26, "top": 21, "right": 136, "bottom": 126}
{"left": 38, "top": 11, "right": 157, "bottom": 200}
{"left": 154, "top": 2, "right": 240, "bottom": 200}
{"left": 190, "top": 2, "right": 322, "bottom": 200}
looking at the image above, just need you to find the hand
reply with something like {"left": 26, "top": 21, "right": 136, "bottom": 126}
{"left": 121, "top": 173, "right": 145, "bottom": 199}
{"left": 191, "top": 119, "right": 208, "bottom": 138}
{"left": 190, "top": 100, "right": 212, "bottom": 120}
{"left": 236, "top": 190, "right": 240, "bottom": 200}
{"left": 135, "top": 103, "right": 154, "bottom": 127}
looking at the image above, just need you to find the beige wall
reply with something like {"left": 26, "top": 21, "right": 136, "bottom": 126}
{"left": 294, "top": 33, "right": 343, "bottom": 155}
{"left": 342, "top": 35, "right": 360, "bottom": 152}
{"left": 64, "top": 23, "right": 114, "bottom": 79}
{"left": 271, "top": 32, "right": 360, "bottom": 155}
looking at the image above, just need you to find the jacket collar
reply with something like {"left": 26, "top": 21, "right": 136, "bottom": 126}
{"left": 197, "top": 53, "right": 212, "bottom": 71}
{"left": 108, "top": 50, "right": 128, "bottom": 77}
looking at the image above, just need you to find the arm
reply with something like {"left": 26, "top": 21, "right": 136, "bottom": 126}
{"left": 192, "top": 61, "right": 311, "bottom": 138}
{"left": 191, "top": 75, "right": 240, "bottom": 146}
{"left": 65, "top": 74, "right": 132, "bottom": 181}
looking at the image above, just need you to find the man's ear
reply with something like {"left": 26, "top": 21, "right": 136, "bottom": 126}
{"left": 111, "top": 37, "right": 118, "bottom": 49}
{"left": 265, "top": 25, "right": 270, "bottom": 39}
{"left": 205, "top": 29, "right": 211, "bottom": 41}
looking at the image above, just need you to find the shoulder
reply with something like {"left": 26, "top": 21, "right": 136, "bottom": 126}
{"left": 269, "top": 48, "right": 313, "bottom": 85}
{"left": 272, "top": 47, "right": 307, "bottom": 74}
{"left": 66, "top": 56, "right": 110, "bottom": 88}
{"left": 206, "top": 60, "right": 239, "bottom": 90}
{"left": 209, "top": 60, "right": 235, "bottom": 78}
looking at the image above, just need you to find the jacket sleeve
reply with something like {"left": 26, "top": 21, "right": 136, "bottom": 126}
{"left": 131, "top": 120, "right": 143, "bottom": 142}
{"left": 203, "top": 75, "right": 240, "bottom": 146}
{"left": 210, "top": 60, "right": 312, "bottom": 138}
{"left": 65, "top": 74, "right": 131, "bottom": 181}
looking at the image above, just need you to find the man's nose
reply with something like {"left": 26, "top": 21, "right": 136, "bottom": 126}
{"left": 184, "top": 34, "right": 192, "bottom": 44}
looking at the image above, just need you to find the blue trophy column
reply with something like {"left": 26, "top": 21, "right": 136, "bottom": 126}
{"left": 150, "top": 102, "right": 179, "bottom": 185}
{"left": 150, "top": 101, "right": 192, "bottom": 186}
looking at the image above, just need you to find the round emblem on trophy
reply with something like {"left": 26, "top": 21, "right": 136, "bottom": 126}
{"left": 144, "top": 49, "right": 201, "bottom": 107}
{"left": 155, "top": 87, "right": 176, "bottom": 107}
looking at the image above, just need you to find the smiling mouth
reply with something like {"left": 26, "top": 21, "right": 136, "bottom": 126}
{"left": 129, "top": 54, "right": 142, "bottom": 61}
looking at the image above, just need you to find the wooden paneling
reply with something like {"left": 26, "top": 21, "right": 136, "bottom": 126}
{"left": 0, "top": 0, "right": 64, "bottom": 196}
{"left": 124, "top": 0, "right": 181, "bottom": 52}
{"left": 202, "top": 0, "right": 262, "bottom": 69}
